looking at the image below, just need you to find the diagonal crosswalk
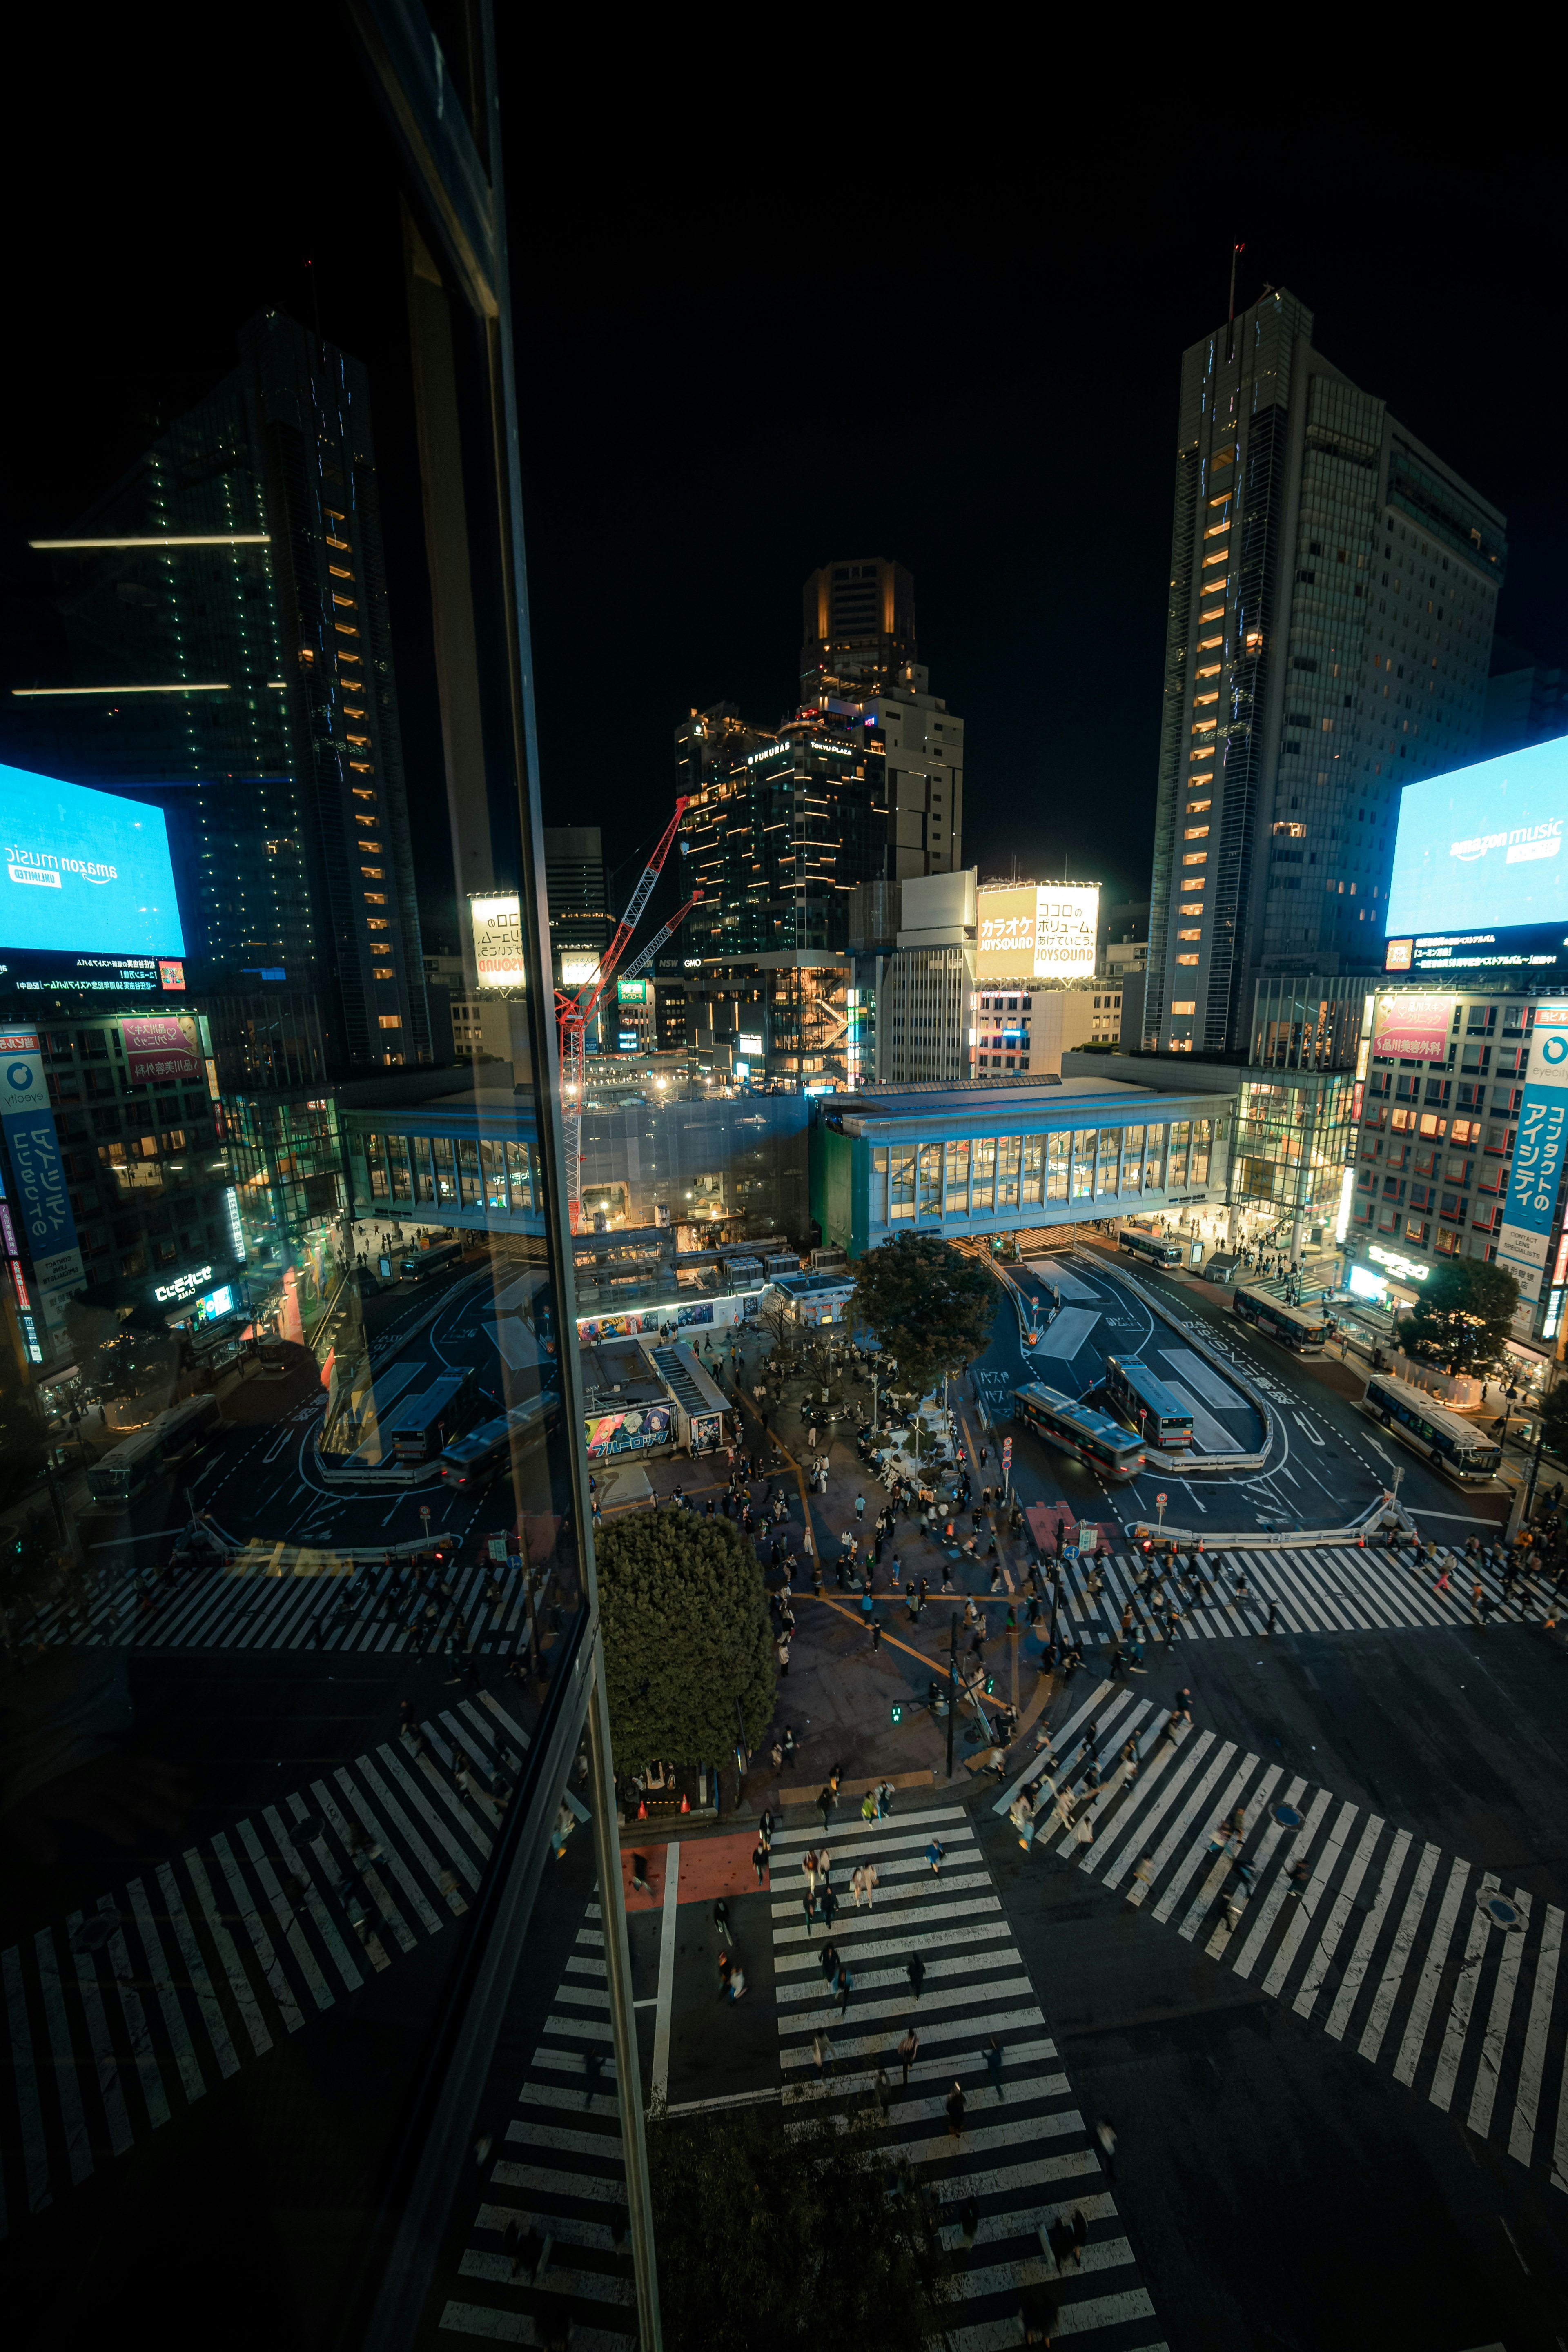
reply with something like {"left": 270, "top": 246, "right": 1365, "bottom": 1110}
{"left": 996, "top": 1679, "right": 1568, "bottom": 2193}
{"left": 437, "top": 1902, "right": 635, "bottom": 2350}
{"left": 769, "top": 1806, "right": 1169, "bottom": 2350}
{"left": 0, "top": 1689, "right": 537, "bottom": 2235}
{"left": 1023, "top": 1539, "right": 1561, "bottom": 1650}
{"left": 26, "top": 1549, "right": 539, "bottom": 1662}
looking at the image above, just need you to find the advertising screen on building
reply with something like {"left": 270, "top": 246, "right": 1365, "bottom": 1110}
{"left": 121, "top": 1013, "right": 203, "bottom": 1085}
{"left": 468, "top": 892, "right": 526, "bottom": 989}
{"left": 976, "top": 883, "right": 1099, "bottom": 980}
{"left": 0, "top": 764, "right": 185, "bottom": 986}
{"left": 1385, "top": 738, "right": 1568, "bottom": 976}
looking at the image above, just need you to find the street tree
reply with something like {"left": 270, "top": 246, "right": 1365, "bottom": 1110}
{"left": 597, "top": 1510, "right": 775, "bottom": 1772}
{"left": 1396, "top": 1256, "right": 1519, "bottom": 1379}
{"left": 1535, "top": 1378, "right": 1568, "bottom": 1465}
{"left": 849, "top": 1232, "right": 997, "bottom": 1404}
{"left": 650, "top": 2100, "right": 955, "bottom": 2352}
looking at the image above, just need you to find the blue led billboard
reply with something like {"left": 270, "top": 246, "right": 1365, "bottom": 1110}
{"left": 0, "top": 764, "right": 185, "bottom": 984}
{"left": 1385, "top": 738, "right": 1568, "bottom": 976}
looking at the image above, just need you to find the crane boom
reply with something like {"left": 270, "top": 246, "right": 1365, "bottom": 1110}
{"left": 619, "top": 894, "right": 700, "bottom": 986}
{"left": 557, "top": 797, "right": 691, "bottom": 1232}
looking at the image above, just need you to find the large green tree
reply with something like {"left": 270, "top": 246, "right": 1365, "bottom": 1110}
{"left": 649, "top": 2101, "right": 954, "bottom": 2352}
{"left": 849, "top": 1232, "right": 997, "bottom": 1402}
{"left": 597, "top": 1511, "right": 775, "bottom": 1771}
{"left": 1397, "top": 1256, "right": 1520, "bottom": 1378}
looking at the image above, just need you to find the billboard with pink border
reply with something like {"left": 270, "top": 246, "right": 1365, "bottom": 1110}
{"left": 1370, "top": 993, "right": 1453, "bottom": 1061}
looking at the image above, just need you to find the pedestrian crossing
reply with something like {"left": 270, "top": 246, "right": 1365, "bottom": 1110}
{"left": 770, "top": 1806, "right": 1169, "bottom": 2350}
{"left": 24, "top": 1546, "right": 541, "bottom": 1662}
{"left": 1025, "top": 1539, "right": 1560, "bottom": 1649}
{"left": 994, "top": 1677, "right": 1568, "bottom": 2192}
{"left": 0, "top": 1688, "right": 537, "bottom": 2236}
{"left": 437, "top": 1902, "right": 635, "bottom": 2350}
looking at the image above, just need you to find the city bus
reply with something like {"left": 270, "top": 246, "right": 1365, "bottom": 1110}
{"left": 87, "top": 1394, "right": 223, "bottom": 1506}
{"left": 400, "top": 1239, "right": 466, "bottom": 1281}
{"left": 1233, "top": 1282, "right": 1332, "bottom": 1355}
{"left": 390, "top": 1369, "right": 482, "bottom": 1461}
{"left": 1013, "top": 1381, "right": 1145, "bottom": 1481}
{"left": 1361, "top": 1373, "right": 1503, "bottom": 1487}
{"left": 439, "top": 1391, "right": 558, "bottom": 1490}
{"left": 1102, "top": 1356, "right": 1194, "bottom": 1449}
{"left": 1119, "top": 1226, "right": 1184, "bottom": 1270}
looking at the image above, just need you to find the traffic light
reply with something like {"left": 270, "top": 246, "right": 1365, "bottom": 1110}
{"left": 890, "top": 1702, "right": 903, "bottom": 1726}
{"left": 985, "top": 1673, "right": 995, "bottom": 1695}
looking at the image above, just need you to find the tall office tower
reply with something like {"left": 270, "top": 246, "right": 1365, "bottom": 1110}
{"left": 801, "top": 559, "right": 962, "bottom": 878}
{"left": 1145, "top": 290, "right": 1506, "bottom": 1056}
{"left": 675, "top": 702, "right": 774, "bottom": 800}
{"left": 15, "top": 310, "right": 430, "bottom": 1074}
{"left": 543, "top": 825, "right": 611, "bottom": 956}
{"left": 800, "top": 558, "right": 916, "bottom": 697}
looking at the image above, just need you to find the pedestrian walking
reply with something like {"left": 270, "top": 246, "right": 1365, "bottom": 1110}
{"left": 1096, "top": 2116, "right": 1118, "bottom": 2180}
{"left": 584, "top": 2048, "right": 604, "bottom": 2106}
{"left": 1047, "top": 2216, "right": 1076, "bottom": 2271}
{"left": 945, "top": 2082, "right": 966, "bottom": 2140}
{"left": 907, "top": 1953, "right": 926, "bottom": 2001}
{"left": 820, "top": 1938, "right": 840, "bottom": 1984}
{"left": 729, "top": 1962, "right": 748, "bottom": 2000}
{"left": 984, "top": 2034, "right": 1005, "bottom": 2099}
{"left": 820, "top": 1882, "right": 839, "bottom": 1931}
{"left": 898, "top": 2026, "right": 918, "bottom": 2085}
{"left": 837, "top": 1962, "right": 852, "bottom": 2015}
{"left": 927, "top": 1836, "right": 945, "bottom": 1876}
{"left": 1020, "top": 2283, "right": 1059, "bottom": 2346}
{"left": 817, "top": 1784, "right": 835, "bottom": 1831}
{"left": 855, "top": 1491, "right": 866, "bottom": 1520}
{"left": 1071, "top": 2208, "right": 1088, "bottom": 2265}
{"left": 629, "top": 1852, "right": 652, "bottom": 1897}
{"left": 1131, "top": 1851, "right": 1154, "bottom": 1891}
{"left": 813, "top": 2030, "right": 832, "bottom": 2080}
{"left": 752, "top": 1841, "right": 770, "bottom": 1885}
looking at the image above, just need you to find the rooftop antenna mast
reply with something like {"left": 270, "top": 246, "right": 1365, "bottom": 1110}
{"left": 1226, "top": 241, "right": 1245, "bottom": 361}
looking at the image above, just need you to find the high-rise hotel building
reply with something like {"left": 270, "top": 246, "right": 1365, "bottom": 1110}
{"left": 1145, "top": 290, "right": 1506, "bottom": 1056}
{"left": 13, "top": 311, "right": 430, "bottom": 1074}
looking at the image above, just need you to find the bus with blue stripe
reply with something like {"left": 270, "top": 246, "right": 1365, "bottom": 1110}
{"left": 1013, "top": 1381, "right": 1145, "bottom": 1481}
{"left": 439, "top": 1392, "right": 557, "bottom": 1489}
{"left": 1102, "top": 1356, "right": 1194, "bottom": 1449}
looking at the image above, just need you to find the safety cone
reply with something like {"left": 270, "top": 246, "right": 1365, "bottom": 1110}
{"left": 680, "top": 1792, "right": 690, "bottom": 1813}
{"left": 637, "top": 1797, "right": 647, "bottom": 1820}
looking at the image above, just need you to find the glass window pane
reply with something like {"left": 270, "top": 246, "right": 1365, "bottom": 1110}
{"left": 1143, "top": 1123, "right": 1167, "bottom": 1190}
{"left": 1120, "top": 1125, "right": 1144, "bottom": 1194}
{"left": 1095, "top": 1128, "right": 1121, "bottom": 1196}
{"left": 457, "top": 1135, "right": 482, "bottom": 1204}
{"left": 10, "top": 29, "right": 604, "bottom": 2323}
{"left": 918, "top": 1141, "right": 942, "bottom": 1218}
{"left": 1071, "top": 1128, "right": 1095, "bottom": 1199}
{"left": 998, "top": 1136, "right": 1020, "bottom": 1209}
{"left": 1047, "top": 1131, "right": 1069, "bottom": 1200}
{"left": 891, "top": 1144, "right": 917, "bottom": 1218}
{"left": 871, "top": 1143, "right": 889, "bottom": 1225}
{"left": 944, "top": 1139, "right": 970, "bottom": 1213}
{"left": 972, "top": 1137, "right": 996, "bottom": 1212}
{"left": 1022, "top": 1135, "right": 1043, "bottom": 1207}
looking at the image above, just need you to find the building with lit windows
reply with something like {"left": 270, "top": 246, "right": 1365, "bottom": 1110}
{"left": 1344, "top": 986, "right": 1568, "bottom": 1374}
{"left": 11, "top": 310, "right": 430, "bottom": 1075}
{"left": 1145, "top": 288, "right": 1506, "bottom": 1057}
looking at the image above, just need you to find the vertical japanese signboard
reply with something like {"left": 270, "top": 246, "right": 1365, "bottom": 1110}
{"left": 1498, "top": 1004, "right": 1568, "bottom": 1303}
{"left": 0, "top": 1029, "right": 85, "bottom": 1336}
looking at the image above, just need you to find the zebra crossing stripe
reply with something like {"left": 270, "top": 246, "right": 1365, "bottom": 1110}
{"left": 1045, "top": 1701, "right": 1568, "bottom": 2191}
{"left": 766, "top": 1811, "right": 1167, "bottom": 2347}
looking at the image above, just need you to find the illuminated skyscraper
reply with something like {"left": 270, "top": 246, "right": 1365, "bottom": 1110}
{"left": 13, "top": 311, "right": 430, "bottom": 1073}
{"left": 1145, "top": 290, "right": 1506, "bottom": 1055}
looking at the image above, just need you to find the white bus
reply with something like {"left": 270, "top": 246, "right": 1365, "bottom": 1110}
{"left": 87, "top": 1394, "right": 223, "bottom": 1506}
{"left": 1234, "top": 1282, "right": 1332, "bottom": 1356}
{"left": 1361, "top": 1373, "right": 1503, "bottom": 1486}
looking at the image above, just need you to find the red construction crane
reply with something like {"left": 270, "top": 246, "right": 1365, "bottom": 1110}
{"left": 557, "top": 797, "right": 690, "bottom": 1232}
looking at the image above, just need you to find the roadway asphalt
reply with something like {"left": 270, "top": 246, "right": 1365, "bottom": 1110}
{"left": 968, "top": 1238, "right": 1512, "bottom": 1547}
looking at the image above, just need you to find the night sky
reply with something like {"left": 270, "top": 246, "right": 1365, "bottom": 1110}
{"left": 4, "top": 36, "right": 1562, "bottom": 951}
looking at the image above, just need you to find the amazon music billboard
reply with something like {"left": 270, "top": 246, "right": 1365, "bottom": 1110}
{"left": 1384, "top": 738, "right": 1568, "bottom": 978}
{"left": 0, "top": 763, "right": 185, "bottom": 987}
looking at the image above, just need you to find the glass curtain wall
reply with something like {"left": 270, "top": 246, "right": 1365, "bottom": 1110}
{"left": 0, "top": 13, "right": 646, "bottom": 2352}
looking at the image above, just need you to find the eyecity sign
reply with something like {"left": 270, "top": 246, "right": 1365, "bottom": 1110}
{"left": 154, "top": 1263, "right": 214, "bottom": 1302}
{"left": 1368, "top": 1243, "right": 1430, "bottom": 1284}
